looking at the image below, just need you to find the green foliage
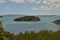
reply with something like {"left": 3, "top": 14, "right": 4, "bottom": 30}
{"left": 0, "top": 25, "right": 60, "bottom": 40}
{"left": 14, "top": 30, "right": 60, "bottom": 40}
{"left": 0, "top": 20, "right": 2, "bottom": 23}
{"left": 0, "top": 29, "right": 14, "bottom": 40}
{"left": 0, "top": 24, "right": 14, "bottom": 40}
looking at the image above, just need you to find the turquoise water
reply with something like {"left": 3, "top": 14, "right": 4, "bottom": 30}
{"left": 0, "top": 15, "right": 60, "bottom": 34}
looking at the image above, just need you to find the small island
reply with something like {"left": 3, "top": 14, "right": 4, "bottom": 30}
{"left": 0, "top": 16, "right": 3, "bottom": 18}
{"left": 53, "top": 19, "right": 60, "bottom": 25}
{"left": 14, "top": 16, "right": 40, "bottom": 21}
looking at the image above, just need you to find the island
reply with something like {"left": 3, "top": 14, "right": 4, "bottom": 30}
{"left": 53, "top": 19, "right": 60, "bottom": 25}
{"left": 14, "top": 16, "right": 40, "bottom": 21}
{"left": 0, "top": 16, "right": 3, "bottom": 18}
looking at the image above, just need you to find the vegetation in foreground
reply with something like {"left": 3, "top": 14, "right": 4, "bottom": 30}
{"left": 0, "top": 25, "right": 60, "bottom": 40}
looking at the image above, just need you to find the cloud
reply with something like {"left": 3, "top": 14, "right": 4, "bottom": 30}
{"left": 10, "top": 0, "right": 25, "bottom": 3}
{"left": 5, "top": 7, "right": 10, "bottom": 9}
{"left": 0, "top": 0, "right": 6, "bottom": 3}
{"left": 2, "top": 6, "right": 11, "bottom": 9}
{"left": 31, "top": 0, "right": 60, "bottom": 10}
{"left": 32, "top": 6, "right": 52, "bottom": 10}
{"left": 1, "top": 0, "right": 59, "bottom": 10}
{"left": 10, "top": 0, "right": 38, "bottom": 3}
{"left": 10, "top": 0, "right": 41, "bottom": 4}
{"left": 10, "top": 0, "right": 60, "bottom": 10}
{"left": 31, "top": 7, "right": 39, "bottom": 10}
{"left": 42, "top": 0, "right": 60, "bottom": 7}
{"left": 10, "top": 0, "right": 37, "bottom": 3}
{"left": 26, "top": 0, "right": 37, "bottom": 3}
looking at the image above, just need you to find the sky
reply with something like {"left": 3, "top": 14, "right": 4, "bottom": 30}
{"left": 0, "top": 0, "right": 60, "bottom": 15}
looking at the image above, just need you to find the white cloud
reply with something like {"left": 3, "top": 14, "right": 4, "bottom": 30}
{"left": 42, "top": 0, "right": 60, "bottom": 7}
{"left": 5, "top": 7, "right": 10, "bottom": 9}
{"left": 26, "top": 0, "right": 37, "bottom": 3}
{"left": 0, "top": 0, "right": 6, "bottom": 3}
{"left": 36, "top": 1, "right": 41, "bottom": 4}
{"left": 4, "top": 0, "right": 60, "bottom": 10}
{"left": 31, "top": 0, "right": 60, "bottom": 10}
{"left": 32, "top": 6, "right": 52, "bottom": 10}
{"left": 31, "top": 7, "right": 39, "bottom": 10}
{"left": 10, "top": 0, "right": 37, "bottom": 3}
{"left": 2, "top": 6, "right": 11, "bottom": 9}
{"left": 10, "top": 0, "right": 25, "bottom": 3}
{"left": 10, "top": 0, "right": 60, "bottom": 10}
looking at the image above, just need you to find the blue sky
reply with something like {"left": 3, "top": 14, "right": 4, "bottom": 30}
{"left": 0, "top": 0, "right": 60, "bottom": 15}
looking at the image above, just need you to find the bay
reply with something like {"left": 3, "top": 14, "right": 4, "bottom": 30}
{"left": 0, "top": 15, "right": 60, "bottom": 34}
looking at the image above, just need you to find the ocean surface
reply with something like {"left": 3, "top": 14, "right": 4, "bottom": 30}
{"left": 0, "top": 15, "right": 60, "bottom": 34}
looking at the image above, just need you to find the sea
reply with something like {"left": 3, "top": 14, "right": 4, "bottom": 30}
{"left": 0, "top": 15, "right": 60, "bottom": 34}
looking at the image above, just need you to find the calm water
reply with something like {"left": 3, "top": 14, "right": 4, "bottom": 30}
{"left": 0, "top": 15, "right": 60, "bottom": 34}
